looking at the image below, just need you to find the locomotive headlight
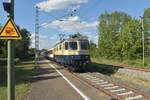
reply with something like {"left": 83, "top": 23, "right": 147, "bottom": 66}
{"left": 85, "top": 56, "right": 89, "bottom": 58}
{"left": 71, "top": 56, "right": 74, "bottom": 59}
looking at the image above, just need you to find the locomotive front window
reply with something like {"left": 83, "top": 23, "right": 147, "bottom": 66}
{"left": 80, "top": 41, "right": 89, "bottom": 50}
{"left": 59, "top": 45, "right": 61, "bottom": 50}
{"left": 69, "top": 42, "right": 77, "bottom": 50}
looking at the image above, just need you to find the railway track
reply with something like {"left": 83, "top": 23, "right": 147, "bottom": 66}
{"left": 72, "top": 72, "right": 150, "bottom": 100}
{"left": 49, "top": 60, "right": 150, "bottom": 100}
{"left": 93, "top": 62, "right": 150, "bottom": 73}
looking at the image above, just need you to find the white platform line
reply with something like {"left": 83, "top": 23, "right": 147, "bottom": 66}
{"left": 125, "top": 95, "right": 143, "bottom": 100}
{"left": 48, "top": 63, "right": 90, "bottom": 100}
{"left": 117, "top": 91, "right": 133, "bottom": 96}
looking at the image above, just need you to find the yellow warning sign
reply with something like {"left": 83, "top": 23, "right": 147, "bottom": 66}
{"left": 0, "top": 18, "right": 22, "bottom": 39}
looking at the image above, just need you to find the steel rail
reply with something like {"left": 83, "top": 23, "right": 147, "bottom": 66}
{"left": 93, "top": 62, "right": 150, "bottom": 72}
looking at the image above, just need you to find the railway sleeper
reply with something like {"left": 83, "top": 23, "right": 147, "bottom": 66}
{"left": 104, "top": 86, "right": 119, "bottom": 89}
{"left": 100, "top": 83, "right": 114, "bottom": 87}
{"left": 124, "top": 95, "right": 144, "bottom": 100}
{"left": 79, "top": 73, "right": 150, "bottom": 100}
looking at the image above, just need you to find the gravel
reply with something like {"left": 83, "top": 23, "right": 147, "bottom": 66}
{"left": 118, "top": 68, "right": 150, "bottom": 81}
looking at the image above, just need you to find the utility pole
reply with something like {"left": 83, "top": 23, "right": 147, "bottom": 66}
{"left": 35, "top": 6, "right": 39, "bottom": 61}
{"left": 140, "top": 16, "right": 145, "bottom": 67}
{"left": 8, "top": 0, "right": 15, "bottom": 100}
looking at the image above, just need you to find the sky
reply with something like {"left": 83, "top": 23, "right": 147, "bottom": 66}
{"left": 0, "top": 0, "right": 150, "bottom": 49}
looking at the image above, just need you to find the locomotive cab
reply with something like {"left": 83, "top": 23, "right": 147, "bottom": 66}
{"left": 54, "top": 38, "right": 90, "bottom": 71}
{"left": 65, "top": 40, "right": 90, "bottom": 64}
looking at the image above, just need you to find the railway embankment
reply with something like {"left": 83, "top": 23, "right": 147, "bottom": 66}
{"left": 92, "top": 62, "right": 150, "bottom": 81}
{"left": 86, "top": 63, "right": 150, "bottom": 93}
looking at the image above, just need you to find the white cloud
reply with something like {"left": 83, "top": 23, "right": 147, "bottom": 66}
{"left": 41, "top": 16, "right": 98, "bottom": 32}
{"left": 30, "top": 34, "right": 49, "bottom": 40}
{"left": 86, "top": 34, "right": 98, "bottom": 44}
{"left": 36, "top": 0, "right": 88, "bottom": 12}
{"left": 30, "top": 34, "right": 58, "bottom": 49}
{"left": 30, "top": 32, "right": 98, "bottom": 49}
{"left": 83, "top": 31, "right": 92, "bottom": 34}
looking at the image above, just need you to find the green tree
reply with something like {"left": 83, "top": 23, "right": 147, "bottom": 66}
{"left": 118, "top": 19, "right": 142, "bottom": 60}
{"left": 28, "top": 48, "right": 35, "bottom": 57}
{"left": 0, "top": 25, "right": 31, "bottom": 60}
{"left": 15, "top": 28, "right": 31, "bottom": 59}
{"left": 89, "top": 41, "right": 98, "bottom": 58}
{"left": 98, "top": 11, "right": 131, "bottom": 58}
{"left": 143, "top": 8, "right": 150, "bottom": 57}
{"left": 143, "top": 8, "right": 150, "bottom": 33}
{"left": 0, "top": 25, "right": 7, "bottom": 58}
{"left": 0, "top": 40, "right": 7, "bottom": 58}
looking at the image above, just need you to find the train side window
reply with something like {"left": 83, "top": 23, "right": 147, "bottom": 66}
{"left": 61, "top": 44, "right": 63, "bottom": 50}
{"left": 63, "top": 43, "right": 65, "bottom": 50}
{"left": 60, "top": 45, "right": 61, "bottom": 50}
{"left": 65, "top": 42, "right": 68, "bottom": 50}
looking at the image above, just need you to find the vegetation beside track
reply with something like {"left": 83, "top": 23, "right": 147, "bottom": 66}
{"left": 0, "top": 58, "right": 36, "bottom": 100}
{"left": 113, "top": 72, "right": 150, "bottom": 90}
{"left": 91, "top": 57, "right": 150, "bottom": 68}
{"left": 89, "top": 8, "right": 150, "bottom": 69}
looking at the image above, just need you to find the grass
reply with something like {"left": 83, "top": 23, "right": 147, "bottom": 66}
{"left": 113, "top": 72, "right": 150, "bottom": 89}
{"left": 91, "top": 57, "right": 150, "bottom": 69}
{"left": 0, "top": 58, "right": 36, "bottom": 100}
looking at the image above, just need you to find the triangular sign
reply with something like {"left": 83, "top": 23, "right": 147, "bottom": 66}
{"left": 0, "top": 18, "right": 22, "bottom": 39}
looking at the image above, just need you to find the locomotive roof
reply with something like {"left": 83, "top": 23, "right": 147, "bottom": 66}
{"left": 54, "top": 38, "right": 88, "bottom": 46}
{"left": 65, "top": 38, "right": 88, "bottom": 41}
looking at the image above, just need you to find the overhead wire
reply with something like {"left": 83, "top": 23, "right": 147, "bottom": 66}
{"left": 40, "top": 9, "right": 77, "bottom": 28}
{"left": 75, "top": 0, "right": 102, "bottom": 18}
{"left": 35, "top": 0, "right": 102, "bottom": 42}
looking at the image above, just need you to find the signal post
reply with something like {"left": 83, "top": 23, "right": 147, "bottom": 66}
{"left": 1, "top": 0, "right": 22, "bottom": 100}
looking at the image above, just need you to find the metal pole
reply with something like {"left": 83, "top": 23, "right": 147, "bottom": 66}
{"left": 35, "top": 6, "right": 39, "bottom": 61}
{"left": 140, "top": 16, "right": 145, "bottom": 67}
{"left": 7, "top": 0, "right": 15, "bottom": 100}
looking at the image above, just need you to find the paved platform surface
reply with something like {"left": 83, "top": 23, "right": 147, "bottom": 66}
{"left": 26, "top": 58, "right": 112, "bottom": 100}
